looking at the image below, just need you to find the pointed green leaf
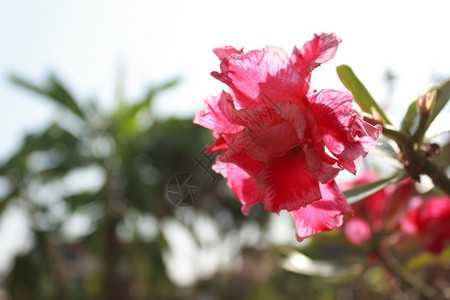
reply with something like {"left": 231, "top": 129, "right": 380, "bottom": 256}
{"left": 428, "top": 79, "right": 450, "bottom": 128}
{"left": 400, "top": 100, "right": 418, "bottom": 132}
{"left": 10, "top": 73, "right": 85, "bottom": 119}
{"left": 112, "top": 77, "right": 180, "bottom": 136}
{"left": 343, "top": 172, "right": 406, "bottom": 204}
{"left": 375, "top": 137, "right": 399, "bottom": 157}
{"left": 132, "top": 77, "right": 180, "bottom": 117}
{"left": 337, "top": 65, "right": 392, "bottom": 125}
{"left": 401, "top": 80, "right": 450, "bottom": 134}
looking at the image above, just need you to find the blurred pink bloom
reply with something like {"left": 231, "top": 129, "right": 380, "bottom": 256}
{"left": 342, "top": 171, "right": 414, "bottom": 245}
{"left": 194, "top": 33, "right": 381, "bottom": 241}
{"left": 401, "top": 196, "right": 450, "bottom": 255}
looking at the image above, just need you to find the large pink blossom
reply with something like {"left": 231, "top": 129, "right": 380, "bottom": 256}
{"left": 401, "top": 196, "right": 450, "bottom": 255}
{"left": 194, "top": 33, "right": 382, "bottom": 241}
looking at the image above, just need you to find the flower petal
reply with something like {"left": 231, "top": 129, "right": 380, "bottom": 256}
{"left": 218, "top": 150, "right": 263, "bottom": 178}
{"left": 303, "top": 144, "right": 340, "bottom": 183}
{"left": 213, "top": 46, "right": 244, "bottom": 60}
{"left": 211, "top": 46, "right": 308, "bottom": 109}
{"left": 193, "top": 92, "right": 241, "bottom": 134}
{"left": 212, "top": 160, "right": 261, "bottom": 215}
{"left": 255, "top": 148, "right": 321, "bottom": 213}
{"left": 206, "top": 135, "right": 229, "bottom": 153}
{"left": 292, "top": 33, "right": 341, "bottom": 84}
{"left": 401, "top": 196, "right": 450, "bottom": 255}
{"left": 216, "top": 99, "right": 301, "bottom": 161}
{"left": 291, "top": 181, "right": 353, "bottom": 241}
{"left": 280, "top": 102, "right": 341, "bottom": 183}
{"left": 306, "top": 89, "right": 381, "bottom": 174}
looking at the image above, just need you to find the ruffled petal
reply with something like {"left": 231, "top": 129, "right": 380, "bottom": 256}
{"left": 347, "top": 116, "right": 383, "bottom": 156}
{"left": 193, "top": 92, "right": 242, "bottom": 134}
{"left": 282, "top": 103, "right": 341, "bottom": 183}
{"left": 303, "top": 144, "right": 340, "bottom": 183}
{"left": 245, "top": 121, "right": 299, "bottom": 161}
{"left": 215, "top": 99, "right": 301, "bottom": 162}
{"left": 270, "top": 101, "right": 340, "bottom": 182}
{"left": 206, "top": 135, "right": 229, "bottom": 153}
{"left": 255, "top": 148, "right": 321, "bottom": 213}
{"left": 211, "top": 46, "right": 308, "bottom": 109}
{"left": 292, "top": 33, "right": 341, "bottom": 84}
{"left": 212, "top": 160, "right": 261, "bottom": 215}
{"left": 213, "top": 46, "right": 244, "bottom": 60}
{"left": 306, "top": 89, "right": 381, "bottom": 174}
{"left": 218, "top": 91, "right": 285, "bottom": 127}
{"left": 291, "top": 181, "right": 353, "bottom": 241}
{"left": 218, "top": 151, "right": 263, "bottom": 178}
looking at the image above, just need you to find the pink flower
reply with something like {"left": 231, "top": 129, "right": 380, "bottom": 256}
{"left": 194, "top": 33, "right": 381, "bottom": 241}
{"left": 401, "top": 196, "right": 450, "bottom": 255}
{"left": 342, "top": 171, "right": 414, "bottom": 245}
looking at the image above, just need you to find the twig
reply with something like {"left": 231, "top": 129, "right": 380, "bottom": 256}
{"left": 374, "top": 246, "right": 443, "bottom": 299}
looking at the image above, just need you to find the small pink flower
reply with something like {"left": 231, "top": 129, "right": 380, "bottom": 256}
{"left": 194, "top": 33, "right": 381, "bottom": 241}
{"left": 401, "top": 196, "right": 450, "bottom": 255}
{"left": 344, "top": 217, "right": 371, "bottom": 245}
{"left": 342, "top": 171, "right": 414, "bottom": 245}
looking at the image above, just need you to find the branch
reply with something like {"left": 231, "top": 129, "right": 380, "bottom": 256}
{"left": 374, "top": 246, "right": 442, "bottom": 299}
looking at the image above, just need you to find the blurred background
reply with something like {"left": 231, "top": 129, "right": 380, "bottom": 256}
{"left": 0, "top": 0, "right": 449, "bottom": 299}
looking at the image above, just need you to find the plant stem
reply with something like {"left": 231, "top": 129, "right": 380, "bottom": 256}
{"left": 100, "top": 217, "right": 120, "bottom": 300}
{"left": 374, "top": 246, "right": 442, "bottom": 299}
{"left": 382, "top": 125, "right": 450, "bottom": 196}
{"left": 402, "top": 143, "right": 450, "bottom": 195}
{"left": 381, "top": 126, "right": 409, "bottom": 145}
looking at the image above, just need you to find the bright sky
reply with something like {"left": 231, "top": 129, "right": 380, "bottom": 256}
{"left": 1, "top": 0, "right": 449, "bottom": 162}
{"left": 0, "top": 0, "right": 449, "bottom": 285}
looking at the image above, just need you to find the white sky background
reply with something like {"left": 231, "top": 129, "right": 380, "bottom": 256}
{"left": 0, "top": 0, "right": 449, "bottom": 285}
{"left": 1, "top": 0, "right": 449, "bottom": 162}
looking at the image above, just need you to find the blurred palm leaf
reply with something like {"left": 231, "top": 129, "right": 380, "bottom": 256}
{"left": 10, "top": 73, "right": 85, "bottom": 119}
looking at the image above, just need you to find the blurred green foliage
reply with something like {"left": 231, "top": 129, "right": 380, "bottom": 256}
{"left": 0, "top": 73, "right": 448, "bottom": 300}
{"left": 0, "top": 73, "right": 272, "bottom": 299}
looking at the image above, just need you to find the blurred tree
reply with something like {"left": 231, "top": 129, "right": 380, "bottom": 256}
{"left": 0, "top": 73, "right": 255, "bottom": 299}
{"left": 1, "top": 72, "right": 448, "bottom": 300}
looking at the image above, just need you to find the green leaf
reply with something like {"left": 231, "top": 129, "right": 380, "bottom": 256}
{"left": 2, "top": 123, "right": 83, "bottom": 173}
{"left": 374, "top": 137, "right": 399, "bottom": 157}
{"left": 406, "top": 248, "right": 450, "bottom": 270}
{"left": 400, "top": 100, "right": 418, "bottom": 132}
{"left": 64, "top": 190, "right": 104, "bottom": 211}
{"left": 343, "top": 172, "right": 406, "bottom": 205}
{"left": 428, "top": 79, "right": 450, "bottom": 129}
{"left": 401, "top": 80, "right": 450, "bottom": 134}
{"left": 129, "top": 77, "right": 180, "bottom": 120}
{"left": 337, "top": 65, "right": 392, "bottom": 125}
{"left": 10, "top": 73, "right": 85, "bottom": 119}
{"left": 111, "top": 77, "right": 180, "bottom": 136}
